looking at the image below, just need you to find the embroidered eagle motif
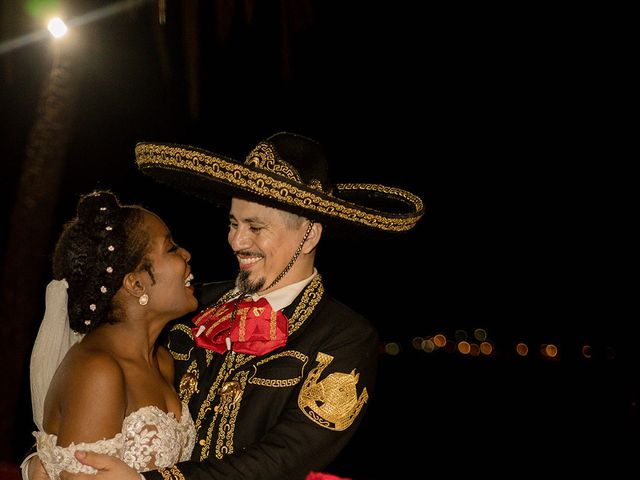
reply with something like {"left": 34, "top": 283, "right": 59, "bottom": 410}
{"left": 298, "top": 352, "right": 368, "bottom": 431}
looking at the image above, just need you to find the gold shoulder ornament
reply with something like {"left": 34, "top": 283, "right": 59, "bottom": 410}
{"left": 298, "top": 352, "right": 368, "bottom": 431}
{"left": 178, "top": 370, "right": 198, "bottom": 404}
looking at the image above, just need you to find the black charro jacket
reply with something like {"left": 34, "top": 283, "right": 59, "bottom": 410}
{"left": 143, "top": 273, "right": 379, "bottom": 480}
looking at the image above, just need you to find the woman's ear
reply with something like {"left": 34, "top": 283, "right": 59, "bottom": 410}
{"left": 302, "top": 221, "right": 322, "bottom": 254}
{"left": 122, "top": 272, "right": 145, "bottom": 297}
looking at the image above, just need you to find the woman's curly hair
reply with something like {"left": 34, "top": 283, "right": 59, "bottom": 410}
{"left": 52, "top": 190, "right": 153, "bottom": 333}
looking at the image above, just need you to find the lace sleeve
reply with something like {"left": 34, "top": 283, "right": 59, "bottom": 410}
{"left": 34, "top": 431, "right": 124, "bottom": 480}
{"left": 121, "top": 405, "right": 193, "bottom": 471}
{"left": 122, "top": 423, "right": 162, "bottom": 472}
{"left": 34, "top": 405, "right": 195, "bottom": 478}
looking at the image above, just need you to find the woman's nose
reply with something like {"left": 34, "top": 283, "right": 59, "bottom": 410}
{"left": 180, "top": 246, "right": 191, "bottom": 262}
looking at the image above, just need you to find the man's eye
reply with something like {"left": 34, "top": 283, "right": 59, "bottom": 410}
{"left": 169, "top": 244, "right": 178, "bottom": 252}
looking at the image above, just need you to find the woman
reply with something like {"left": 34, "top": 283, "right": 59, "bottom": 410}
{"left": 27, "top": 190, "right": 198, "bottom": 479}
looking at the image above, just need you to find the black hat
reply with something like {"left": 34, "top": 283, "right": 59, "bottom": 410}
{"left": 135, "top": 132, "right": 424, "bottom": 234}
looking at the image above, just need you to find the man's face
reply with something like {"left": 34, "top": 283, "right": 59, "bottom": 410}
{"left": 228, "top": 198, "right": 307, "bottom": 294}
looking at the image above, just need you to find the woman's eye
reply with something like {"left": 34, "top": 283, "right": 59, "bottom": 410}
{"left": 168, "top": 244, "right": 178, "bottom": 252}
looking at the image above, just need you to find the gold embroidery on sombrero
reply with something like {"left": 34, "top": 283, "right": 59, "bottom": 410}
{"left": 307, "top": 179, "right": 325, "bottom": 192}
{"left": 298, "top": 352, "right": 368, "bottom": 431}
{"left": 136, "top": 144, "right": 423, "bottom": 232}
{"left": 335, "top": 182, "right": 424, "bottom": 214}
{"left": 245, "top": 142, "right": 301, "bottom": 182}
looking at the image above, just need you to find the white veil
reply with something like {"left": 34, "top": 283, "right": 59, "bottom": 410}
{"left": 30, "top": 279, "right": 84, "bottom": 431}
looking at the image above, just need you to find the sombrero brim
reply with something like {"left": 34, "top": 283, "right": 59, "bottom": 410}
{"left": 135, "top": 142, "right": 424, "bottom": 234}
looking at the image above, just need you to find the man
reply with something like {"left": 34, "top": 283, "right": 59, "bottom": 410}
{"left": 41, "top": 132, "right": 424, "bottom": 479}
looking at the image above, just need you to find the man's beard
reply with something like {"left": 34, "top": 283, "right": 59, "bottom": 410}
{"left": 235, "top": 270, "right": 265, "bottom": 295}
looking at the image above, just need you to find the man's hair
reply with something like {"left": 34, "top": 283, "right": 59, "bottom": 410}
{"left": 278, "top": 209, "right": 307, "bottom": 230}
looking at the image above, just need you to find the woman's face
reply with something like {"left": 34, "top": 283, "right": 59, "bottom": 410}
{"left": 139, "top": 211, "right": 197, "bottom": 320}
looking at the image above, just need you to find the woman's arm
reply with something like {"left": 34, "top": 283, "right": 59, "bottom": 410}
{"left": 30, "top": 349, "right": 128, "bottom": 480}
{"left": 47, "top": 350, "right": 127, "bottom": 446}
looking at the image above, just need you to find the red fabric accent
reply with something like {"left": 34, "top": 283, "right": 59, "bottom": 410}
{"left": 192, "top": 297, "right": 288, "bottom": 355}
{"left": 306, "top": 472, "right": 352, "bottom": 480}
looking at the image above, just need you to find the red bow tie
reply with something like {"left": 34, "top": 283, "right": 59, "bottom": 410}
{"left": 191, "top": 297, "right": 288, "bottom": 356}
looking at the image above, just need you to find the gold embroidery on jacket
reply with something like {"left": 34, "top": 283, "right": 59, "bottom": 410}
{"left": 192, "top": 277, "right": 324, "bottom": 459}
{"left": 178, "top": 362, "right": 199, "bottom": 404}
{"left": 205, "top": 349, "right": 214, "bottom": 367}
{"left": 197, "top": 352, "right": 252, "bottom": 460}
{"left": 158, "top": 465, "right": 184, "bottom": 479}
{"left": 196, "top": 383, "right": 220, "bottom": 461}
{"left": 298, "top": 352, "right": 368, "bottom": 431}
{"left": 248, "top": 350, "right": 309, "bottom": 387}
{"left": 195, "top": 352, "right": 239, "bottom": 437}
{"left": 213, "top": 370, "right": 248, "bottom": 458}
{"left": 168, "top": 323, "right": 194, "bottom": 361}
{"left": 288, "top": 275, "right": 323, "bottom": 334}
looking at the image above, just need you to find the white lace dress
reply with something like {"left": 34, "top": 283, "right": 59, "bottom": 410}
{"left": 34, "top": 403, "right": 196, "bottom": 479}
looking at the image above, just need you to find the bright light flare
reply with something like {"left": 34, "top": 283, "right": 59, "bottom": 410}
{"left": 47, "top": 17, "right": 68, "bottom": 38}
{"left": 0, "top": 0, "right": 150, "bottom": 55}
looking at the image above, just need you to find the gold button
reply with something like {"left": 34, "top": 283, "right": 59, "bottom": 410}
{"left": 199, "top": 439, "right": 206, "bottom": 446}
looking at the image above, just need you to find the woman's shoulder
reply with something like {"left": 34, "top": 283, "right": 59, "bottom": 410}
{"left": 52, "top": 343, "right": 126, "bottom": 396}
{"left": 43, "top": 343, "right": 127, "bottom": 438}
{"left": 62, "top": 340, "right": 122, "bottom": 369}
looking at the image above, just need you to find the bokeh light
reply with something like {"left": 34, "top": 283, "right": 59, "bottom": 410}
{"left": 47, "top": 17, "right": 68, "bottom": 38}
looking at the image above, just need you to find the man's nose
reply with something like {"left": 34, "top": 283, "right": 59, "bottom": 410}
{"left": 229, "top": 227, "right": 251, "bottom": 250}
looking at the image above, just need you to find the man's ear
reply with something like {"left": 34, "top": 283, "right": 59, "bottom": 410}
{"left": 122, "top": 272, "right": 145, "bottom": 296}
{"left": 302, "top": 221, "right": 322, "bottom": 254}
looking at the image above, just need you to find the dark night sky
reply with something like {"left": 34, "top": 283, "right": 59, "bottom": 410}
{"left": 0, "top": 0, "right": 636, "bottom": 475}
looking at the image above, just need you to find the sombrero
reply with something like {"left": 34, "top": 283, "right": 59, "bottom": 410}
{"left": 135, "top": 132, "right": 424, "bottom": 234}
